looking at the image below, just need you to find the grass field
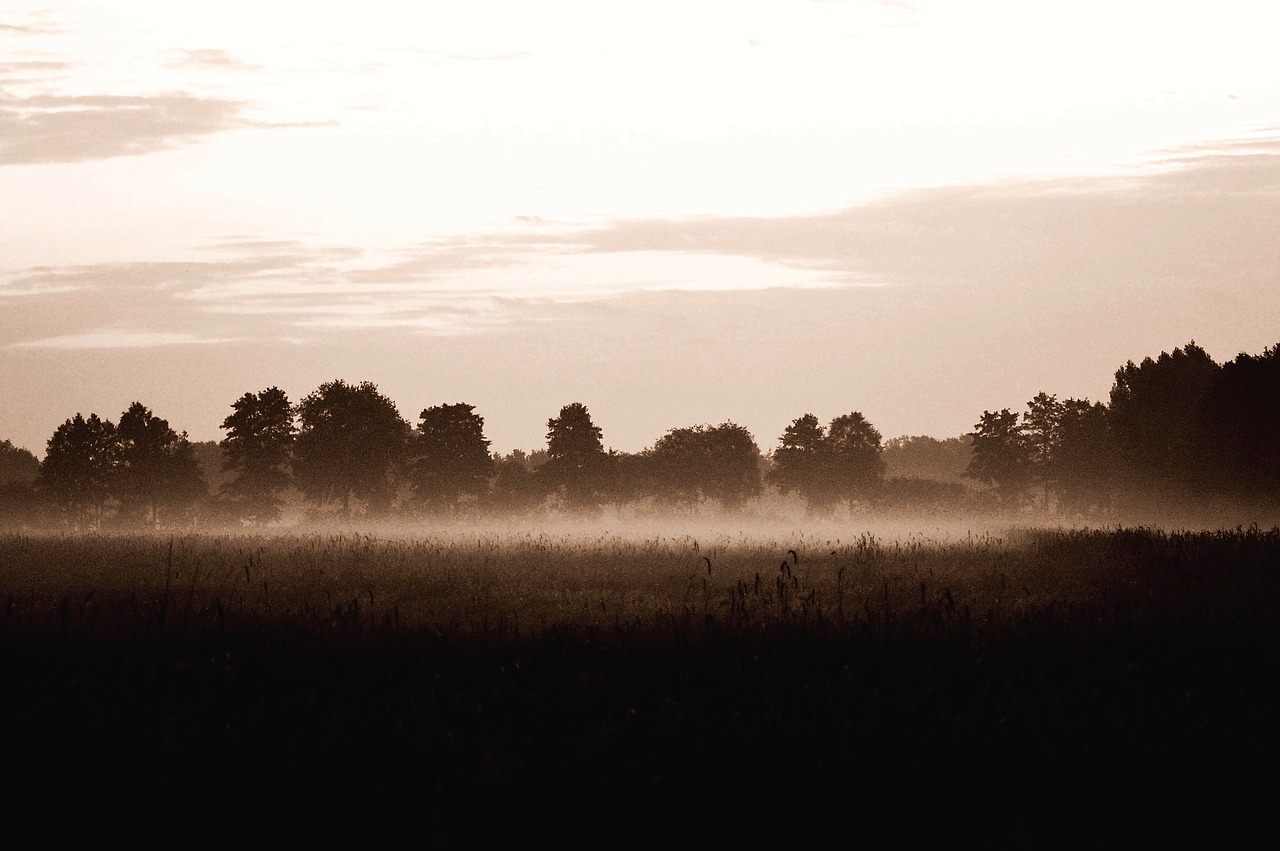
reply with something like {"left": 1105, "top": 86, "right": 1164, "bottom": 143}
{"left": 3, "top": 521, "right": 1277, "bottom": 842}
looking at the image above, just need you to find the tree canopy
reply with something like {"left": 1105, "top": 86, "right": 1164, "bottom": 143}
{"left": 411, "top": 403, "right": 494, "bottom": 513}
{"left": 116, "top": 402, "right": 206, "bottom": 526}
{"left": 771, "top": 411, "right": 885, "bottom": 510}
{"left": 648, "top": 422, "right": 762, "bottom": 509}
{"left": 293, "top": 380, "right": 409, "bottom": 515}
{"left": 965, "top": 408, "right": 1031, "bottom": 504}
{"left": 544, "top": 403, "right": 607, "bottom": 508}
{"left": 221, "top": 387, "right": 296, "bottom": 523}
{"left": 40, "top": 413, "right": 120, "bottom": 529}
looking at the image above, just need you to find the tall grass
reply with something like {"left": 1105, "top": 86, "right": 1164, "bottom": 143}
{"left": 1, "top": 525, "right": 1277, "bottom": 841}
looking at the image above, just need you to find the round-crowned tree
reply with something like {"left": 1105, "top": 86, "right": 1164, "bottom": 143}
{"left": 411, "top": 402, "right": 494, "bottom": 514}
{"left": 293, "top": 380, "right": 409, "bottom": 515}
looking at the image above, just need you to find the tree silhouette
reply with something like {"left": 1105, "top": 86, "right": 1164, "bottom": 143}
{"left": 770, "top": 413, "right": 837, "bottom": 510}
{"left": 1109, "top": 341, "right": 1220, "bottom": 501}
{"left": 0, "top": 439, "right": 42, "bottom": 527}
{"left": 881, "top": 435, "right": 972, "bottom": 483}
{"left": 1052, "top": 398, "right": 1114, "bottom": 515}
{"left": 544, "top": 403, "right": 607, "bottom": 509}
{"left": 965, "top": 408, "right": 1031, "bottom": 505}
{"left": 116, "top": 402, "right": 206, "bottom": 527}
{"left": 1023, "top": 392, "right": 1063, "bottom": 505}
{"left": 826, "top": 411, "right": 886, "bottom": 504}
{"left": 490, "top": 449, "right": 550, "bottom": 513}
{"left": 40, "top": 413, "right": 120, "bottom": 529}
{"left": 220, "top": 387, "right": 296, "bottom": 524}
{"left": 648, "top": 422, "right": 762, "bottom": 509}
{"left": 293, "top": 380, "right": 409, "bottom": 515}
{"left": 1194, "top": 343, "right": 1280, "bottom": 502}
{"left": 0, "top": 439, "right": 38, "bottom": 485}
{"left": 411, "top": 403, "right": 494, "bottom": 514}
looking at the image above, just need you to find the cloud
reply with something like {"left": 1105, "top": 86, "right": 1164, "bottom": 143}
{"left": 0, "top": 90, "right": 253, "bottom": 165}
{"left": 534, "top": 131, "right": 1280, "bottom": 295}
{"left": 6, "top": 131, "right": 1279, "bottom": 352}
{"left": 167, "top": 48, "right": 262, "bottom": 72}
{"left": 0, "top": 13, "right": 61, "bottom": 36}
{"left": 0, "top": 271, "right": 91, "bottom": 298}
{"left": 0, "top": 59, "right": 73, "bottom": 84}
{"left": 12, "top": 330, "right": 239, "bottom": 350}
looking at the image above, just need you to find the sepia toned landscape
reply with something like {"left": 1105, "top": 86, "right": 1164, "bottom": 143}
{"left": 3, "top": 2, "right": 1279, "bottom": 843}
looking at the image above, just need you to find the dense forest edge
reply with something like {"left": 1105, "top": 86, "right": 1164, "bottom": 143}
{"left": 3, "top": 338, "right": 1275, "bottom": 531}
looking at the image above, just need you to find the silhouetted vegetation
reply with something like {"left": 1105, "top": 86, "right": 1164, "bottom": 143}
{"left": 409, "top": 403, "right": 494, "bottom": 515}
{"left": 2, "top": 525, "right": 1275, "bottom": 841}
{"left": 5, "top": 338, "right": 1277, "bottom": 529}
{"left": 220, "top": 387, "right": 296, "bottom": 524}
{"left": 292, "top": 379, "right": 409, "bottom": 516}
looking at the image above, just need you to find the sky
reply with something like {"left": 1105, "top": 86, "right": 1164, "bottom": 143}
{"left": 3, "top": 0, "right": 1279, "bottom": 459}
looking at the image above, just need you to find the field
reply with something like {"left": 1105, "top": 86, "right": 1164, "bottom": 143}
{"left": 3, "top": 520, "right": 1278, "bottom": 842}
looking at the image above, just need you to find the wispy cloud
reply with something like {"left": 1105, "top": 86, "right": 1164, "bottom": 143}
{"left": 0, "top": 58, "right": 73, "bottom": 84}
{"left": 0, "top": 90, "right": 252, "bottom": 165}
{"left": 12, "top": 329, "right": 240, "bottom": 350}
{"left": 167, "top": 48, "right": 262, "bottom": 73}
{"left": 5, "top": 131, "right": 1279, "bottom": 351}
{"left": 0, "top": 12, "right": 62, "bottom": 36}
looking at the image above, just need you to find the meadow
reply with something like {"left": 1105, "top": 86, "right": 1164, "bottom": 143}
{"left": 2, "top": 520, "right": 1277, "bottom": 842}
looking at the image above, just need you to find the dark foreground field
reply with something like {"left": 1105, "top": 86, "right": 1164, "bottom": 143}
{"left": 2, "top": 524, "right": 1277, "bottom": 844}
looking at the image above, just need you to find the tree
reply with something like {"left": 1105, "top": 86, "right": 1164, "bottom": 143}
{"left": 40, "top": 413, "right": 120, "bottom": 529}
{"left": 490, "top": 449, "right": 550, "bottom": 513}
{"left": 1053, "top": 398, "right": 1114, "bottom": 515}
{"left": 648, "top": 422, "right": 762, "bottom": 509}
{"left": 544, "top": 403, "right": 607, "bottom": 509}
{"left": 1193, "top": 343, "right": 1280, "bottom": 502}
{"left": 1108, "top": 341, "right": 1219, "bottom": 500}
{"left": 1023, "top": 392, "right": 1064, "bottom": 503}
{"left": 116, "top": 402, "right": 206, "bottom": 527}
{"left": 0, "top": 439, "right": 42, "bottom": 528}
{"left": 0, "top": 439, "right": 39, "bottom": 485}
{"left": 411, "top": 403, "right": 494, "bottom": 514}
{"left": 293, "top": 380, "right": 409, "bottom": 515}
{"left": 769, "top": 414, "right": 837, "bottom": 510}
{"left": 881, "top": 435, "right": 973, "bottom": 484}
{"left": 826, "top": 412, "right": 886, "bottom": 504}
{"left": 965, "top": 408, "right": 1031, "bottom": 505}
{"left": 220, "top": 387, "right": 296, "bottom": 524}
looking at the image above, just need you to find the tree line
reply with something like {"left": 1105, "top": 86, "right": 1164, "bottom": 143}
{"left": 0, "top": 339, "right": 1274, "bottom": 528}
{"left": 967, "top": 340, "right": 1279, "bottom": 514}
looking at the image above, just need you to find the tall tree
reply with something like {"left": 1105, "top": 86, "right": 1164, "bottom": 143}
{"left": 411, "top": 403, "right": 494, "bottom": 514}
{"left": 293, "top": 380, "right": 409, "bottom": 515}
{"left": 220, "top": 387, "right": 296, "bottom": 524}
{"left": 1108, "top": 341, "right": 1220, "bottom": 500}
{"left": 1194, "top": 343, "right": 1280, "bottom": 502}
{"left": 544, "top": 403, "right": 607, "bottom": 509}
{"left": 769, "top": 414, "right": 838, "bottom": 510}
{"left": 648, "top": 422, "right": 762, "bottom": 509}
{"left": 1023, "top": 392, "right": 1064, "bottom": 504}
{"left": 827, "top": 411, "right": 886, "bottom": 504}
{"left": 1052, "top": 398, "right": 1114, "bottom": 515}
{"left": 965, "top": 408, "right": 1031, "bottom": 505}
{"left": 116, "top": 402, "right": 206, "bottom": 527}
{"left": 40, "top": 413, "right": 121, "bottom": 529}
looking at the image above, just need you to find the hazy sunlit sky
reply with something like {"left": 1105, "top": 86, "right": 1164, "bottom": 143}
{"left": 3, "top": 0, "right": 1279, "bottom": 457}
